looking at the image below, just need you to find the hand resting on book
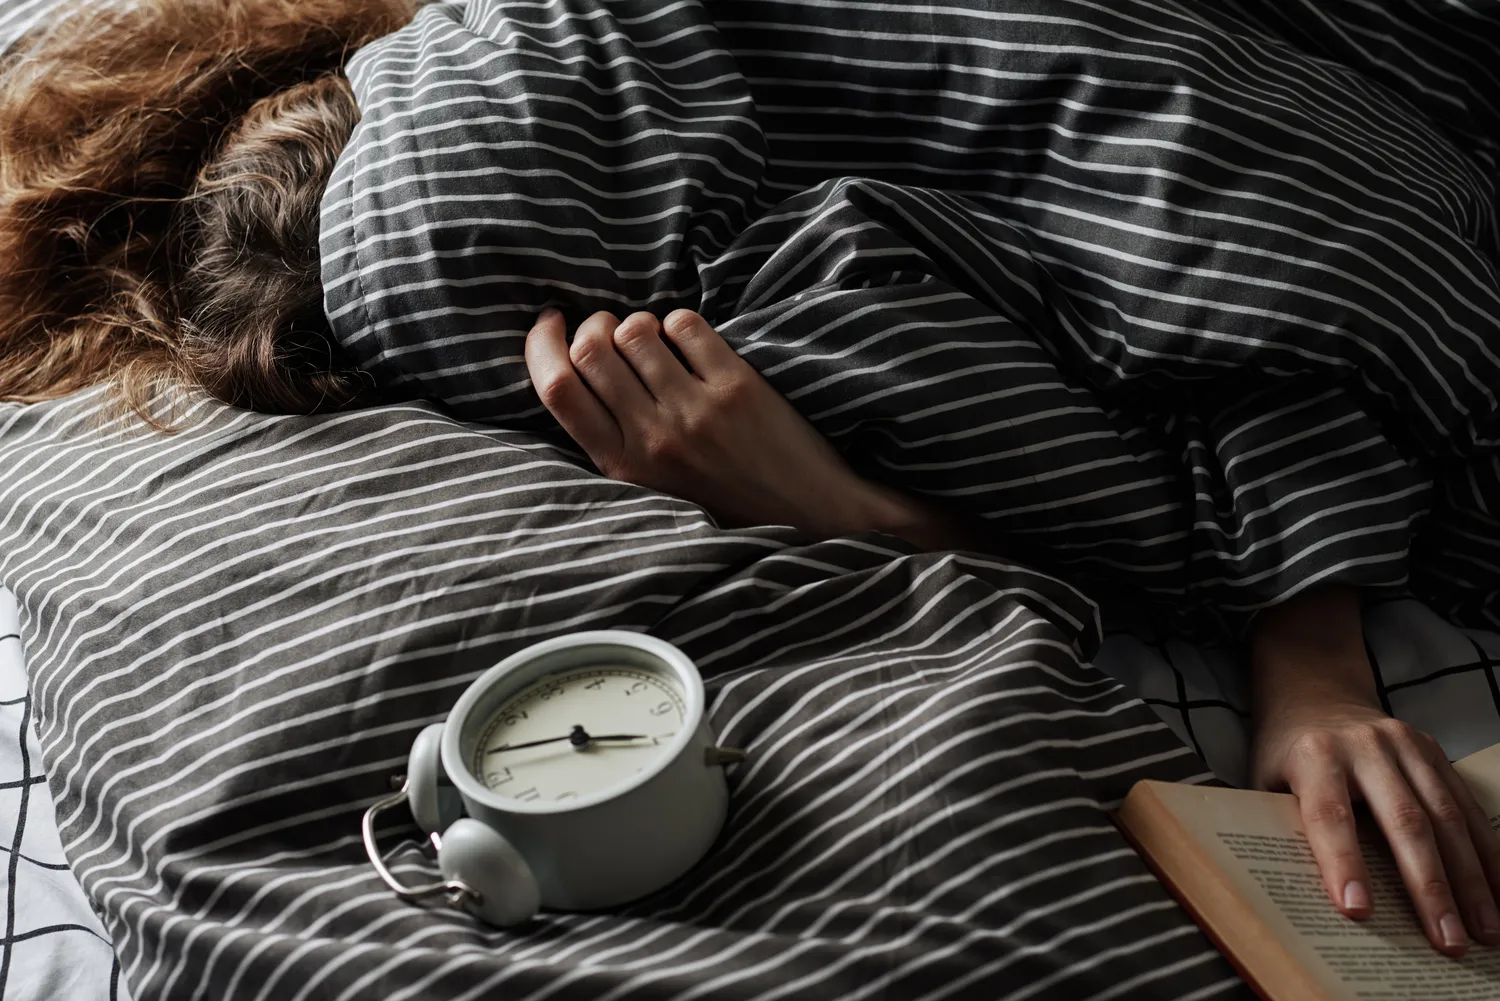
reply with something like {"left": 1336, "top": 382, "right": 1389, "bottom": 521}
{"left": 1251, "top": 586, "right": 1500, "bottom": 957}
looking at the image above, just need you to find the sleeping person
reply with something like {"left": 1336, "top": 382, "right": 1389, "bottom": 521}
{"left": 4, "top": 0, "right": 1500, "bottom": 960}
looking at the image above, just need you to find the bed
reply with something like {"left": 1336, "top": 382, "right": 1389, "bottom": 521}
{"left": 4, "top": 571, "right": 1500, "bottom": 1001}
{"left": 6, "top": 1, "right": 1500, "bottom": 999}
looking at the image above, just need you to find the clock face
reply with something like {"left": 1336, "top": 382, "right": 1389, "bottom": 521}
{"left": 470, "top": 664, "right": 689, "bottom": 804}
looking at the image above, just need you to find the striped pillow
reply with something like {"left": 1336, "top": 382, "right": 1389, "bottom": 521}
{"left": 0, "top": 388, "right": 1234, "bottom": 1000}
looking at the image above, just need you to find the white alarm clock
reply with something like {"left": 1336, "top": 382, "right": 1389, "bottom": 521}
{"left": 361, "top": 631, "right": 743, "bottom": 926}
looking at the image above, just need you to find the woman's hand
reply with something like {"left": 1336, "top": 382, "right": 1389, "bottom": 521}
{"left": 524, "top": 308, "right": 988, "bottom": 550}
{"left": 1251, "top": 587, "right": 1500, "bottom": 956}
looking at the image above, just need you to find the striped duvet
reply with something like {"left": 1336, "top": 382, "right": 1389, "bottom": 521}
{"left": 5, "top": 1, "right": 1500, "bottom": 999}
{"left": 321, "top": 0, "right": 1500, "bottom": 632}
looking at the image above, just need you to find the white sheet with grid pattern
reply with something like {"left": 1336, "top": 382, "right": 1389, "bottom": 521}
{"left": 0, "top": 589, "right": 124, "bottom": 1001}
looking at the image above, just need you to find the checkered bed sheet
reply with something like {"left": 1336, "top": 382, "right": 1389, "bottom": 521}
{"left": 0, "top": 589, "right": 123, "bottom": 1001}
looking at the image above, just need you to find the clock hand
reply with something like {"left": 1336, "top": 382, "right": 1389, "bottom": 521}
{"left": 569, "top": 724, "right": 648, "bottom": 747}
{"left": 484, "top": 734, "right": 573, "bottom": 754}
{"left": 485, "top": 725, "right": 649, "bottom": 755}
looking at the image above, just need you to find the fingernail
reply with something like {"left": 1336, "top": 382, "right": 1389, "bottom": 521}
{"left": 1480, "top": 901, "right": 1500, "bottom": 938}
{"left": 1440, "top": 912, "right": 1467, "bottom": 949}
{"left": 1342, "top": 881, "right": 1370, "bottom": 913}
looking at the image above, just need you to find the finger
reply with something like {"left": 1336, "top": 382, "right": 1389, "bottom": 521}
{"left": 1438, "top": 760, "right": 1500, "bottom": 943}
{"left": 1357, "top": 750, "right": 1469, "bottom": 955}
{"left": 663, "top": 309, "right": 747, "bottom": 381}
{"left": 612, "top": 312, "right": 696, "bottom": 398}
{"left": 1285, "top": 750, "right": 1372, "bottom": 919}
{"left": 569, "top": 311, "right": 655, "bottom": 414}
{"left": 1410, "top": 737, "right": 1500, "bottom": 945}
{"left": 1422, "top": 733, "right": 1500, "bottom": 898}
{"left": 1395, "top": 743, "right": 1496, "bottom": 948}
{"left": 525, "top": 309, "right": 622, "bottom": 464}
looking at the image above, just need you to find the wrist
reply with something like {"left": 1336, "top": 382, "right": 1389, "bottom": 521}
{"left": 1251, "top": 586, "right": 1378, "bottom": 722}
{"left": 849, "top": 479, "right": 931, "bottom": 540}
{"left": 842, "top": 479, "right": 971, "bottom": 552}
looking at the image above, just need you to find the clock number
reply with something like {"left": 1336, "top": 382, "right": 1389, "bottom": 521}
{"left": 485, "top": 768, "right": 513, "bottom": 787}
{"left": 503, "top": 710, "right": 528, "bottom": 726}
{"left": 584, "top": 679, "right": 607, "bottom": 690}
{"left": 539, "top": 686, "right": 564, "bottom": 701}
{"left": 555, "top": 792, "right": 577, "bottom": 800}
{"left": 649, "top": 701, "right": 673, "bottom": 716}
{"left": 515, "top": 787, "right": 540, "bottom": 802}
{"left": 625, "top": 681, "right": 648, "bottom": 695}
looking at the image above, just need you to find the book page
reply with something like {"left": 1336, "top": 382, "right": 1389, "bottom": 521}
{"left": 1140, "top": 783, "right": 1500, "bottom": 1001}
{"left": 1452, "top": 742, "right": 1500, "bottom": 828}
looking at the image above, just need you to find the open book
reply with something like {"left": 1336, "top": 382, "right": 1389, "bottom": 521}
{"left": 1116, "top": 744, "right": 1500, "bottom": 1000}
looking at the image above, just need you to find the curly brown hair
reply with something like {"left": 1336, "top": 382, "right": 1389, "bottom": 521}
{"left": 0, "top": 0, "right": 417, "bottom": 429}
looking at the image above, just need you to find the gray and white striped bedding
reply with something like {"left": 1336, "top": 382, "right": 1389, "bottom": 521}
{"left": 321, "top": 0, "right": 1500, "bottom": 635}
{"left": 0, "top": 389, "right": 1241, "bottom": 1000}
{"left": 6, "top": 0, "right": 1500, "bottom": 999}
{"left": 11, "top": 572, "right": 1500, "bottom": 1001}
